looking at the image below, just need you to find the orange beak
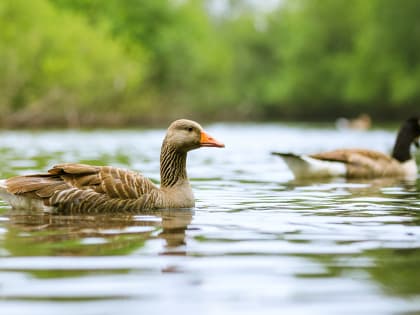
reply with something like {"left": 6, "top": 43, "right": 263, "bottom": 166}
{"left": 200, "top": 131, "right": 225, "bottom": 148}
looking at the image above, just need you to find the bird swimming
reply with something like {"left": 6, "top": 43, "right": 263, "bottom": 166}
{"left": 0, "top": 119, "right": 224, "bottom": 213}
{"left": 272, "top": 117, "right": 420, "bottom": 179}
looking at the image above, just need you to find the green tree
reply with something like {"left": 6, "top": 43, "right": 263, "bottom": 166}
{"left": 51, "top": 0, "right": 234, "bottom": 120}
{"left": 346, "top": 0, "right": 420, "bottom": 115}
{"left": 0, "top": 0, "right": 144, "bottom": 126}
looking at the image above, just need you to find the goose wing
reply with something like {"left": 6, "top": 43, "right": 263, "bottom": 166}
{"left": 310, "top": 149, "right": 398, "bottom": 178}
{"left": 310, "top": 149, "right": 394, "bottom": 164}
{"left": 48, "top": 163, "right": 158, "bottom": 198}
{"left": 6, "top": 163, "right": 160, "bottom": 213}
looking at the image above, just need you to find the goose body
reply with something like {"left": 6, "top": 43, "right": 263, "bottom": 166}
{"left": 273, "top": 117, "right": 420, "bottom": 179}
{"left": 0, "top": 119, "right": 224, "bottom": 213}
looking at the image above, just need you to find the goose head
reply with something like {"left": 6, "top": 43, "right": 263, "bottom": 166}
{"left": 163, "top": 119, "right": 225, "bottom": 153}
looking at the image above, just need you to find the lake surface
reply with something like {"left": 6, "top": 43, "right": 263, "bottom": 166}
{"left": 0, "top": 123, "right": 420, "bottom": 315}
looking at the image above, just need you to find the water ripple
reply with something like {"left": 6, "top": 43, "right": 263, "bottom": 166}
{"left": 0, "top": 125, "right": 420, "bottom": 314}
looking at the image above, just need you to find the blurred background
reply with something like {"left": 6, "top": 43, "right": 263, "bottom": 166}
{"left": 0, "top": 0, "right": 419, "bottom": 128}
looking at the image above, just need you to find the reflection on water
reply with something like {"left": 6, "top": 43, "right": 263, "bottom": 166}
{"left": 0, "top": 124, "right": 420, "bottom": 315}
{"left": 3, "top": 208, "right": 193, "bottom": 257}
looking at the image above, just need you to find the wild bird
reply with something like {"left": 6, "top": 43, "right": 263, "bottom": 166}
{"left": 272, "top": 117, "right": 420, "bottom": 179}
{"left": 0, "top": 119, "right": 225, "bottom": 213}
{"left": 335, "top": 113, "right": 372, "bottom": 131}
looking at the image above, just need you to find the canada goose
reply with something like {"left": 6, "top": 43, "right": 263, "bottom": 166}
{"left": 272, "top": 117, "right": 420, "bottom": 179}
{"left": 0, "top": 119, "right": 224, "bottom": 213}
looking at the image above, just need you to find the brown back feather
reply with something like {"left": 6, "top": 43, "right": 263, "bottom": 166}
{"left": 310, "top": 149, "right": 404, "bottom": 178}
{"left": 49, "top": 188, "right": 160, "bottom": 214}
{"left": 48, "top": 164, "right": 157, "bottom": 198}
{"left": 310, "top": 149, "right": 394, "bottom": 164}
{"left": 48, "top": 163, "right": 100, "bottom": 175}
{"left": 6, "top": 163, "right": 160, "bottom": 212}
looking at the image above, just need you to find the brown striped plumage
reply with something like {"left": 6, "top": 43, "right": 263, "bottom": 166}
{"left": 0, "top": 119, "right": 224, "bottom": 213}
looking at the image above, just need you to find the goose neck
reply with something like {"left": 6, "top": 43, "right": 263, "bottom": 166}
{"left": 160, "top": 142, "right": 188, "bottom": 188}
{"left": 392, "top": 124, "right": 415, "bottom": 162}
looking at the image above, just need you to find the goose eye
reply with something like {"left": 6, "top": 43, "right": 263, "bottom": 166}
{"left": 187, "top": 127, "right": 193, "bottom": 132}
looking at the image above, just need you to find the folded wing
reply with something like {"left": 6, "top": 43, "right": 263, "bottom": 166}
{"left": 310, "top": 149, "right": 401, "bottom": 178}
{"left": 6, "top": 163, "right": 160, "bottom": 213}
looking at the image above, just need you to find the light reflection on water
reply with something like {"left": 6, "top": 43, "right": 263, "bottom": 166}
{"left": 0, "top": 123, "right": 420, "bottom": 315}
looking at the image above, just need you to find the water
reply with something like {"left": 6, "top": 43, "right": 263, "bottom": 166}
{"left": 0, "top": 123, "right": 420, "bottom": 315}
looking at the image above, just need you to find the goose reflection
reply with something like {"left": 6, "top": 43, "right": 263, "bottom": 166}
{"left": 1, "top": 208, "right": 194, "bottom": 257}
{"left": 284, "top": 176, "right": 418, "bottom": 198}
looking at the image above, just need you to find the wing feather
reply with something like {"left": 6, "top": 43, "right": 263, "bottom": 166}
{"left": 6, "top": 163, "right": 160, "bottom": 212}
{"left": 310, "top": 149, "right": 393, "bottom": 164}
{"left": 310, "top": 149, "right": 402, "bottom": 178}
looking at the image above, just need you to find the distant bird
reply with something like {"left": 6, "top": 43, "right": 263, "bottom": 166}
{"left": 0, "top": 119, "right": 224, "bottom": 213}
{"left": 336, "top": 113, "right": 372, "bottom": 130}
{"left": 272, "top": 117, "right": 420, "bottom": 179}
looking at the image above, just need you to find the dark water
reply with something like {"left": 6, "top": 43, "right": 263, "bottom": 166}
{"left": 0, "top": 124, "right": 420, "bottom": 315}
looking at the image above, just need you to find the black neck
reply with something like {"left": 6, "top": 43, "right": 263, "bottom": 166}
{"left": 160, "top": 142, "right": 187, "bottom": 188}
{"left": 391, "top": 124, "right": 415, "bottom": 162}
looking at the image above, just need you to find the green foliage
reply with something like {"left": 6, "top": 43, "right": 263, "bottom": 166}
{"left": 0, "top": 0, "right": 144, "bottom": 126}
{"left": 0, "top": 0, "right": 418, "bottom": 126}
{"left": 345, "top": 0, "right": 420, "bottom": 108}
{"left": 51, "top": 0, "right": 234, "bottom": 119}
{"left": 229, "top": 0, "right": 420, "bottom": 119}
{"left": 265, "top": 0, "right": 362, "bottom": 117}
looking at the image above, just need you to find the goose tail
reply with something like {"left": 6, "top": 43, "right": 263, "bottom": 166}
{"left": 0, "top": 179, "right": 51, "bottom": 212}
{"left": 0, "top": 179, "right": 10, "bottom": 199}
{"left": 271, "top": 152, "right": 347, "bottom": 179}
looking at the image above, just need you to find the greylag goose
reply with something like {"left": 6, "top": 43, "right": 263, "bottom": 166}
{"left": 0, "top": 119, "right": 224, "bottom": 213}
{"left": 272, "top": 117, "right": 420, "bottom": 179}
